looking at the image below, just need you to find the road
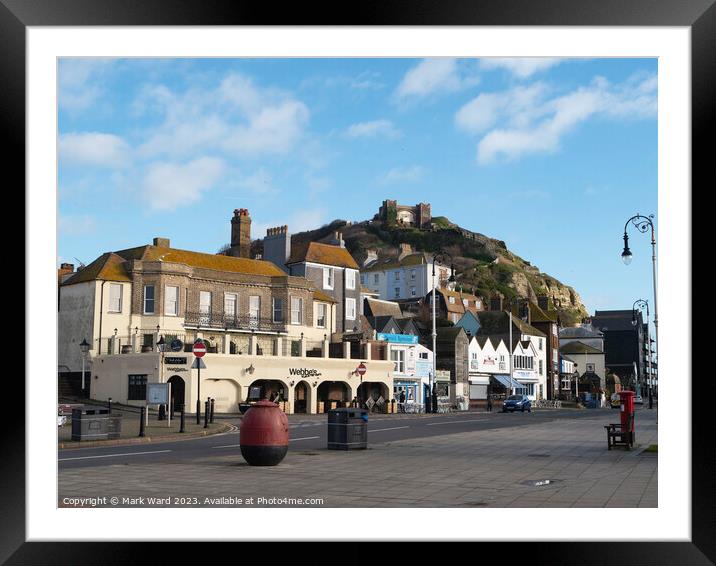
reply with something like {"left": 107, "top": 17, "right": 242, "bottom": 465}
{"left": 58, "top": 407, "right": 625, "bottom": 470}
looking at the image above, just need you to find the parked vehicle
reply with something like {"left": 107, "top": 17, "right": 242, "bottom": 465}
{"left": 502, "top": 394, "right": 531, "bottom": 413}
{"left": 634, "top": 395, "right": 644, "bottom": 405}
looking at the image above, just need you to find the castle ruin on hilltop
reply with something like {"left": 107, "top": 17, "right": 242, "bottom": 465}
{"left": 376, "top": 200, "right": 431, "bottom": 229}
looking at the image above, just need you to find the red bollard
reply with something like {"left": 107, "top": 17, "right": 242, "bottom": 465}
{"left": 239, "top": 400, "right": 289, "bottom": 466}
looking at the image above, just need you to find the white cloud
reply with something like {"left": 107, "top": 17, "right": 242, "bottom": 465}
{"left": 253, "top": 207, "right": 328, "bottom": 238}
{"left": 136, "top": 73, "right": 310, "bottom": 160}
{"left": 58, "top": 214, "right": 97, "bottom": 236}
{"left": 59, "top": 132, "right": 130, "bottom": 167}
{"left": 479, "top": 58, "right": 563, "bottom": 78}
{"left": 59, "top": 58, "right": 115, "bottom": 112}
{"left": 454, "top": 73, "right": 657, "bottom": 165}
{"left": 345, "top": 119, "right": 401, "bottom": 139}
{"left": 142, "top": 157, "right": 225, "bottom": 211}
{"left": 237, "top": 168, "right": 279, "bottom": 196}
{"left": 380, "top": 165, "right": 425, "bottom": 185}
{"left": 455, "top": 83, "right": 548, "bottom": 135}
{"left": 394, "top": 59, "right": 478, "bottom": 101}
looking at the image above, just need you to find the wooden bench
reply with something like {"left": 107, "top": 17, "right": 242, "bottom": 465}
{"left": 604, "top": 415, "right": 634, "bottom": 450}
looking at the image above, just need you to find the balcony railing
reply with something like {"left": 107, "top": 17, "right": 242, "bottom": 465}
{"left": 184, "top": 311, "right": 287, "bottom": 333}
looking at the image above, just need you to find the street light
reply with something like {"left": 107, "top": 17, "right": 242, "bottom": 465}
{"left": 505, "top": 297, "right": 523, "bottom": 398}
{"left": 430, "top": 251, "right": 455, "bottom": 413}
{"left": 632, "top": 299, "right": 654, "bottom": 409}
{"left": 79, "top": 338, "right": 90, "bottom": 396}
{"left": 621, "top": 214, "right": 658, "bottom": 401}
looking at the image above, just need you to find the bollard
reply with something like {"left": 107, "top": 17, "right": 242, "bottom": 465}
{"left": 158, "top": 404, "right": 166, "bottom": 421}
{"left": 179, "top": 404, "right": 186, "bottom": 433}
{"left": 170, "top": 400, "right": 174, "bottom": 419}
{"left": 210, "top": 398, "right": 215, "bottom": 423}
{"left": 204, "top": 399, "right": 209, "bottom": 429}
{"left": 138, "top": 406, "right": 146, "bottom": 437}
{"left": 196, "top": 399, "right": 201, "bottom": 425}
{"left": 108, "top": 397, "right": 112, "bottom": 414}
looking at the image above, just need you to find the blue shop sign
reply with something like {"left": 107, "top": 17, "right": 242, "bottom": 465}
{"left": 377, "top": 333, "right": 418, "bottom": 344}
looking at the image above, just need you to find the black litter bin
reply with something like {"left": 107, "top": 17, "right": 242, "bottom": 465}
{"left": 327, "top": 408, "right": 368, "bottom": 450}
{"left": 71, "top": 406, "right": 111, "bottom": 441}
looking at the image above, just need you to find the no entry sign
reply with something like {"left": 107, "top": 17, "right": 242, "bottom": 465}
{"left": 356, "top": 362, "right": 366, "bottom": 376}
{"left": 193, "top": 341, "right": 207, "bottom": 358}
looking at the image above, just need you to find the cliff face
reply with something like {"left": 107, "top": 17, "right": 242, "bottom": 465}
{"left": 251, "top": 215, "right": 589, "bottom": 325}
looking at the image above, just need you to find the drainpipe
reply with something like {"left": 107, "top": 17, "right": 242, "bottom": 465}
{"left": 98, "top": 281, "right": 107, "bottom": 355}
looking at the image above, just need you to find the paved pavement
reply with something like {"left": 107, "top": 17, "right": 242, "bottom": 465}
{"left": 58, "top": 407, "right": 657, "bottom": 508}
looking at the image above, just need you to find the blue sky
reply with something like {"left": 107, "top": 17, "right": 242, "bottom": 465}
{"left": 58, "top": 57, "right": 658, "bottom": 315}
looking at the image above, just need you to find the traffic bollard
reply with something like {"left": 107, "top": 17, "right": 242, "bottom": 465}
{"left": 204, "top": 399, "right": 210, "bottom": 429}
{"left": 138, "top": 406, "right": 146, "bottom": 437}
{"left": 210, "top": 398, "right": 215, "bottom": 423}
{"left": 108, "top": 397, "right": 112, "bottom": 414}
{"left": 196, "top": 399, "right": 201, "bottom": 425}
{"left": 158, "top": 404, "right": 166, "bottom": 421}
{"left": 179, "top": 404, "right": 185, "bottom": 433}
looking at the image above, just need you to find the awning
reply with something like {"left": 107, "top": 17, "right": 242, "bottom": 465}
{"left": 493, "top": 375, "right": 525, "bottom": 389}
{"left": 469, "top": 374, "right": 491, "bottom": 385}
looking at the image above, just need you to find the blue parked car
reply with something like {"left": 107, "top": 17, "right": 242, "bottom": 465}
{"left": 502, "top": 394, "right": 532, "bottom": 413}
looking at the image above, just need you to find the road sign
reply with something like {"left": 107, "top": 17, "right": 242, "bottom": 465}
{"left": 356, "top": 362, "right": 367, "bottom": 376}
{"left": 193, "top": 341, "right": 207, "bottom": 358}
{"left": 191, "top": 358, "right": 207, "bottom": 370}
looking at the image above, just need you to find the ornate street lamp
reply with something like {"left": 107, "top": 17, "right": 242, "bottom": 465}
{"left": 632, "top": 299, "right": 654, "bottom": 409}
{"left": 430, "top": 252, "right": 455, "bottom": 413}
{"left": 621, "top": 214, "right": 658, "bottom": 401}
{"left": 79, "top": 338, "right": 90, "bottom": 395}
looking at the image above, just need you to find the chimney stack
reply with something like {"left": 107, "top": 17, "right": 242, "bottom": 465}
{"left": 398, "top": 242, "right": 413, "bottom": 261}
{"left": 263, "top": 224, "right": 291, "bottom": 273}
{"left": 490, "top": 295, "right": 503, "bottom": 312}
{"left": 228, "top": 208, "right": 252, "bottom": 258}
{"left": 363, "top": 249, "right": 378, "bottom": 267}
{"left": 153, "top": 237, "right": 170, "bottom": 248}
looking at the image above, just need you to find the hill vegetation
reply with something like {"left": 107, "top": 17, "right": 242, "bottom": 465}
{"left": 250, "top": 215, "right": 589, "bottom": 326}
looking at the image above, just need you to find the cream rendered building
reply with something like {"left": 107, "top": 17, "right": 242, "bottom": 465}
{"left": 59, "top": 236, "right": 393, "bottom": 413}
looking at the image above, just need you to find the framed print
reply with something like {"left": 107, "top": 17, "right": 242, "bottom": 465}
{"left": 5, "top": 0, "right": 708, "bottom": 563}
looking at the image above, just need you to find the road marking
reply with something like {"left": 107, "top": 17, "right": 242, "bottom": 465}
{"left": 290, "top": 436, "right": 320, "bottom": 441}
{"left": 59, "top": 449, "right": 171, "bottom": 461}
{"left": 212, "top": 444, "right": 242, "bottom": 449}
{"left": 426, "top": 419, "right": 489, "bottom": 426}
{"left": 369, "top": 426, "right": 410, "bottom": 432}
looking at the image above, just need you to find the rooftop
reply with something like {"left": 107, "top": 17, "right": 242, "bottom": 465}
{"left": 287, "top": 241, "right": 359, "bottom": 269}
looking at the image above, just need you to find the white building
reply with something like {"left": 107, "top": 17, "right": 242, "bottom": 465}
{"left": 467, "top": 336, "right": 510, "bottom": 408}
{"left": 360, "top": 245, "right": 450, "bottom": 301}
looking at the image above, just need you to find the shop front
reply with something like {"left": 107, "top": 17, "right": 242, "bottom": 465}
{"left": 90, "top": 351, "right": 394, "bottom": 415}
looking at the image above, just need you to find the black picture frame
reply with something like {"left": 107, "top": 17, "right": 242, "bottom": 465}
{"left": 6, "top": 1, "right": 705, "bottom": 563}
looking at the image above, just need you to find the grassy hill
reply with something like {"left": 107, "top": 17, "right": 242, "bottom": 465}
{"left": 250, "top": 215, "right": 589, "bottom": 326}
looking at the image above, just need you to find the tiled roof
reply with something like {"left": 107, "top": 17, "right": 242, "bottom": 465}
{"left": 435, "top": 287, "right": 483, "bottom": 314}
{"left": 362, "top": 252, "right": 430, "bottom": 272}
{"left": 475, "top": 311, "right": 546, "bottom": 338}
{"left": 365, "top": 297, "right": 403, "bottom": 318}
{"left": 313, "top": 289, "right": 338, "bottom": 303}
{"left": 62, "top": 253, "right": 131, "bottom": 285}
{"left": 287, "top": 242, "right": 359, "bottom": 269}
{"left": 125, "top": 245, "right": 286, "bottom": 276}
{"left": 560, "top": 341, "right": 603, "bottom": 355}
{"left": 529, "top": 302, "right": 558, "bottom": 323}
{"left": 64, "top": 244, "right": 288, "bottom": 285}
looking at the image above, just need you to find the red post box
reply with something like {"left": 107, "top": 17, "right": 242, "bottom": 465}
{"left": 619, "top": 390, "right": 635, "bottom": 446}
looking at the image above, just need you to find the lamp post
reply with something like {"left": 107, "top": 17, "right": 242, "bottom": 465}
{"left": 505, "top": 297, "right": 523, "bottom": 398}
{"left": 621, "top": 214, "right": 658, "bottom": 401}
{"left": 79, "top": 338, "right": 90, "bottom": 396}
{"left": 632, "top": 299, "right": 653, "bottom": 409}
{"left": 430, "top": 252, "right": 455, "bottom": 413}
